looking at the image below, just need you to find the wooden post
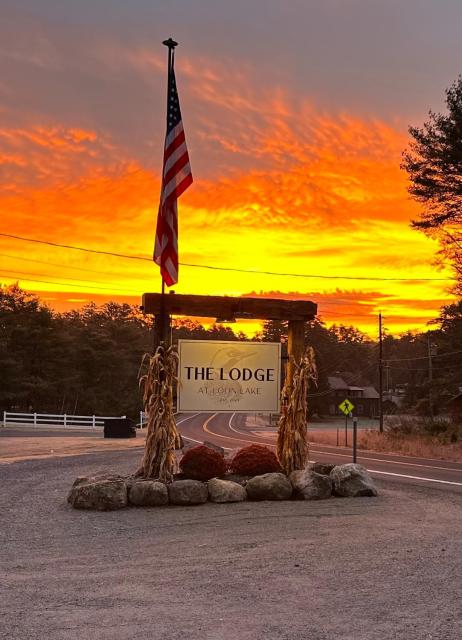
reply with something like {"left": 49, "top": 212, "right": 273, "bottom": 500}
{"left": 378, "top": 312, "right": 383, "bottom": 433}
{"left": 287, "top": 320, "right": 305, "bottom": 387}
{"left": 153, "top": 313, "right": 171, "bottom": 350}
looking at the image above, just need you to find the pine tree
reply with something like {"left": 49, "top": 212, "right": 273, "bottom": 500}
{"left": 402, "top": 76, "right": 462, "bottom": 291}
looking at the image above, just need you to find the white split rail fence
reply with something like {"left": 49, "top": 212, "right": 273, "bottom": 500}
{"left": 2, "top": 411, "right": 148, "bottom": 429}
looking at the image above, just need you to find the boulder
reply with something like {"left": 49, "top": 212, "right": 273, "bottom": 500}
{"left": 245, "top": 473, "right": 293, "bottom": 501}
{"left": 330, "top": 463, "right": 378, "bottom": 497}
{"left": 290, "top": 469, "right": 333, "bottom": 500}
{"left": 207, "top": 478, "right": 247, "bottom": 503}
{"left": 168, "top": 479, "right": 208, "bottom": 505}
{"left": 309, "top": 462, "right": 336, "bottom": 476}
{"left": 128, "top": 480, "right": 168, "bottom": 507}
{"left": 68, "top": 479, "right": 128, "bottom": 510}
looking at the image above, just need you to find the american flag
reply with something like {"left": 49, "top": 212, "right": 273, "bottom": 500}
{"left": 154, "top": 63, "right": 192, "bottom": 286}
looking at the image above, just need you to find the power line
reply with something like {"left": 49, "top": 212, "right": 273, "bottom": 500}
{"left": 1, "top": 268, "right": 134, "bottom": 291}
{"left": 0, "top": 271, "right": 137, "bottom": 293}
{"left": 0, "top": 256, "right": 430, "bottom": 317}
{"left": 387, "top": 364, "right": 462, "bottom": 371}
{"left": 1, "top": 232, "right": 456, "bottom": 282}
{"left": 385, "top": 349, "right": 462, "bottom": 362}
{"left": 0, "top": 261, "right": 433, "bottom": 322}
{"left": 0, "top": 233, "right": 150, "bottom": 262}
{"left": 0, "top": 252, "right": 122, "bottom": 277}
{"left": 0, "top": 260, "right": 375, "bottom": 318}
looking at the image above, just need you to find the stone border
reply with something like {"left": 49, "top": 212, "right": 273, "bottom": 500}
{"left": 67, "top": 463, "right": 378, "bottom": 510}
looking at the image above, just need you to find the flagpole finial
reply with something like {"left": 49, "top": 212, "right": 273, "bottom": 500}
{"left": 162, "top": 38, "right": 178, "bottom": 50}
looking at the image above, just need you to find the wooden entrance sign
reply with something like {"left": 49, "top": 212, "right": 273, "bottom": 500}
{"left": 141, "top": 293, "right": 317, "bottom": 386}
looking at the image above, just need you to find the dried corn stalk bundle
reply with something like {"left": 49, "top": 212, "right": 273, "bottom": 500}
{"left": 277, "top": 347, "right": 317, "bottom": 475}
{"left": 137, "top": 344, "right": 180, "bottom": 482}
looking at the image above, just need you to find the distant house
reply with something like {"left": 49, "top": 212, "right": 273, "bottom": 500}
{"left": 327, "top": 376, "right": 379, "bottom": 418}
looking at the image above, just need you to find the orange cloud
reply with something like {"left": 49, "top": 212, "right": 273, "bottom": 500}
{"left": 0, "top": 125, "right": 115, "bottom": 190}
{"left": 241, "top": 289, "right": 453, "bottom": 335}
{"left": 0, "top": 66, "right": 456, "bottom": 337}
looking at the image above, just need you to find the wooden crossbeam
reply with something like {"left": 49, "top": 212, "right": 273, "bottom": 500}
{"left": 141, "top": 293, "right": 317, "bottom": 321}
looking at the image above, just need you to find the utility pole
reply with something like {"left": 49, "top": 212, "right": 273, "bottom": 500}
{"left": 378, "top": 312, "right": 384, "bottom": 433}
{"left": 428, "top": 332, "right": 435, "bottom": 419}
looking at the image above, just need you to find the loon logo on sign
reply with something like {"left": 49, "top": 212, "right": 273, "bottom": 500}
{"left": 178, "top": 340, "right": 281, "bottom": 412}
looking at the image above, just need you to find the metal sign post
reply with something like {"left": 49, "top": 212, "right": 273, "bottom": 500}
{"left": 353, "top": 417, "right": 358, "bottom": 462}
{"left": 338, "top": 399, "right": 355, "bottom": 448}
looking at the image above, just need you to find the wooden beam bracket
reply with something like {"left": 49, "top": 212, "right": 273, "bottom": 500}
{"left": 142, "top": 293, "right": 317, "bottom": 322}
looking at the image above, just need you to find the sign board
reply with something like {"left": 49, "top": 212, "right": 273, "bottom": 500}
{"left": 338, "top": 398, "right": 355, "bottom": 416}
{"left": 178, "top": 340, "right": 281, "bottom": 413}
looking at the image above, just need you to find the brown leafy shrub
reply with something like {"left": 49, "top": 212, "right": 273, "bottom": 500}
{"left": 229, "top": 444, "right": 281, "bottom": 476}
{"left": 180, "top": 445, "right": 227, "bottom": 481}
{"left": 308, "top": 428, "right": 462, "bottom": 462}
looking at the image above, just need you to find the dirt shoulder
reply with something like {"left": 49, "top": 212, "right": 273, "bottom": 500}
{"left": 0, "top": 426, "right": 146, "bottom": 463}
{"left": 1, "top": 447, "right": 461, "bottom": 640}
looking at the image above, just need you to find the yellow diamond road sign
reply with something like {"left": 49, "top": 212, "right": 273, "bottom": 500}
{"left": 338, "top": 398, "right": 355, "bottom": 416}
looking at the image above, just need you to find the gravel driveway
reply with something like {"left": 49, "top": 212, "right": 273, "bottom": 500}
{"left": 1, "top": 448, "right": 461, "bottom": 640}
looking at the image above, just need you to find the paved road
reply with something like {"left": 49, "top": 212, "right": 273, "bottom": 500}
{"left": 177, "top": 412, "right": 462, "bottom": 493}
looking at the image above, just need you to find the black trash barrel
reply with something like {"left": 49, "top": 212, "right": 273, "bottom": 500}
{"left": 103, "top": 417, "right": 137, "bottom": 439}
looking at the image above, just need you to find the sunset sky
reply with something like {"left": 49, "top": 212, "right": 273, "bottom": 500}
{"left": 1, "top": 0, "right": 461, "bottom": 336}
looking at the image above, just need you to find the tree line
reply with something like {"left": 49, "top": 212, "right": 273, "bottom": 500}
{"left": 1, "top": 284, "right": 461, "bottom": 420}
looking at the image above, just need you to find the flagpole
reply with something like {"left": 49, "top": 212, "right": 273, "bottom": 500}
{"left": 157, "top": 38, "right": 178, "bottom": 347}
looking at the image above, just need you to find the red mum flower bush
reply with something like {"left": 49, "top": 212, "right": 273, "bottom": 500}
{"left": 229, "top": 444, "right": 281, "bottom": 476}
{"left": 180, "top": 445, "right": 227, "bottom": 481}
